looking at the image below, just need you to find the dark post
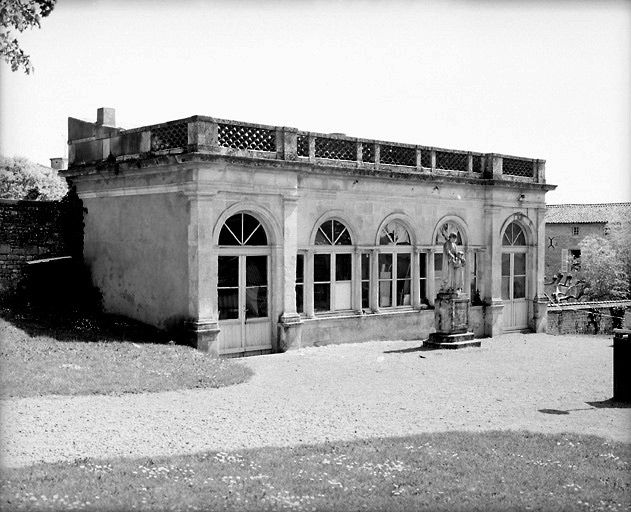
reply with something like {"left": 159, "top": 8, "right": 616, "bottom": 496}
{"left": 613, "top": 328, "right": 631, "bottom": 402}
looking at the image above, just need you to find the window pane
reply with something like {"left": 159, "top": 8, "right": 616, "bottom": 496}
{"left": 246, "top": 256, "right": 267, "bottom": 287}
{"left": 434, "top": 252, "right": 442, "bottom": 272}
{"left": 397, "top": 279, "right": 411, "bottom": 306}
{"left": 514, "top": 253, "right": 526, "bottom": 276}
{"left": 315, "top": 222, "right": 332, "bottom": 245}
{"left": 296, "top": 254, "right": 304, "bottom": 283}
{"left": 314, "top": 283, "right": 330, "bottom": 311}
{"left": 503, "top": 222, "right": 525, "bottom": 246}
{"left": 502, "top": 253, "right": 510, "bottom": 276}
{"left": 243, "top": 214, "right": 267, "bottom": 245}
{"left": 219, "top": 214, "right": 243, "bottom": 245}
{"left": 513, "top": 276, "right": 526, "bottom": 299}
{"left": 296, "top": 284, "right": 303, "bottom": 313}
{"left": 245, "top": 286, "right": 267, "bottom": 318}
{"left": 379, "top": 281, "right": 392, "bottom": 307}
{"left": 419, "top": 253, "right": 427, "bottom": 278}
{"left": 380, "top": 221, "right": 410, "bottom": 245}
{"left": 314, "top": 254, "right": 331, "bottom": 282}
{"left": 361, "top": 253, "right": 370, "bottom": 280}
{"left": 397, "top": 253, "right": 411, "bottom": 279}
{"left": 419, "top": 278, "right": 427, "bottom": 302}
{"left": 333, "top": 220, "right": 352, "bottom": 245}
{"left": 335, "top": 282, "right": 352, "bottom": 310}
{"left": 361, "top": 282, "right": 370, "bottom": 309}
{"left": 379, "top": 254, "right": 392, "bottom": 278}
{"left": 218, "top": 288, "right": 239, "bottom": 320}
{"left": 501, "top": 276, "right": 510, "bottom": 300}
{"left": 218, "top": 256, "right": 239, "bottom": 287}
{"left": 336, "top": 253, "right": 352, "bottom": 281}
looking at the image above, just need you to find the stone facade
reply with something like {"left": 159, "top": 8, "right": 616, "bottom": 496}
{"left": 0, "top": 198, "right": 83, "bottom": 294}
{"left": 63, "top": 109, "right": 555, "bottom": 356}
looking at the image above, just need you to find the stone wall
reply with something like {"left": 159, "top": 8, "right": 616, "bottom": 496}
{"left": 547, "top": 301, "right": 631, "bottom": 335}
{"left": 0, "top": 195, "right": 84, "bottom": 294}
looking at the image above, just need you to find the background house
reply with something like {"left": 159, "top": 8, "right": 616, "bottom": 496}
{"left": 545, "top": 203, "right": 631, "bottom": 277}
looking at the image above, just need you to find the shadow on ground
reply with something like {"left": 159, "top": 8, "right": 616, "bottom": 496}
{"left": 383, "top": 342, "right": 438, "bottom": 355}
{"left": 538, "top": 399, "right": 631, "bottom": 415}
{"left": 587, "top": 398, "right": 631, "bottom": 409}
{"left": 0, "top": 298, "right": 170, "bottom": 345}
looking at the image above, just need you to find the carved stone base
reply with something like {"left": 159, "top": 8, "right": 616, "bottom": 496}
{"left": 429, "top": 292, "right": 480, "bottom": 349}
{"left": 434, "top": 291, "right": 470, "bottom": 334}
{"left": 425, "top": 331, "right": 480, "bottom": 349}
{"left": 278, "top": 312, "right": 303, "bottom": 352}
{"left": 181, "top": 319, "right": 221, "bottom": 356}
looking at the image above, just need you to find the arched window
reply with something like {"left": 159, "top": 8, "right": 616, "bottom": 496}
{"left": 378, "top": 221, "right": 412, "bottom": 307}
{"left": 313, "top": 219, "right": 353, "bottom": 312}
{"left": 435, "top": 221, "right": 463, "bottom": 245}
{"left": 502, "top": 222, "right": 526, "bottom": 246}
{"left": 219, "top": 213, "right": 268, "bottom": 246}
{"left": 315, "top": 219, "right": 352, "bottom": 245}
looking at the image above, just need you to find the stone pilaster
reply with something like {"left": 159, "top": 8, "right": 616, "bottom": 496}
{"left": 278, "top": 194, "right": 303, "bottom": 350}
{"left": 184, "top": 186, "right": 219, "bottom": 353}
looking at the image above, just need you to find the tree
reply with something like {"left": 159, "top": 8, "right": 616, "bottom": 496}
{"left": 579, "top": 215, "right": 631, "bottom": 301}
{"left": 0, "top": 155, "right": 67, "bottom": 200}
{"left": 0, "top": 0, "right": 56, "bottom": 74}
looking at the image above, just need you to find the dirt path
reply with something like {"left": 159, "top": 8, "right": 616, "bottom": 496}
{"left": 1, "top": 333, "right": 629, "bottom": 468}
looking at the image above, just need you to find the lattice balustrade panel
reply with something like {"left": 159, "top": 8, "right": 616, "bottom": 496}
{"left": 435, "top": 151, "right": 468, "bottom": 172}
{"left": 315, "top": 137, "right": 356, "bottom": 161}
{"left": 361, "top": 143, "right": 375, "bottom": 163}
{"left": 503, "top": 158, "right": 534, "bottom": 177}
{"left": 218, "top": 123, "right": 276, "bottom": 152}
{"left": 150, "top": 123, "right": 188, "bottom": 151}
{"left": 472, "top": 155, "right": 483, "bottom": 173}
{"left": 297, "top": 135, "right": 309, "bottom": 157}
{"left": 420, "top": 149, "right": 431, "bottom": 168}
{"left": 380, "top": 145, "right": 416, "bottom": 167}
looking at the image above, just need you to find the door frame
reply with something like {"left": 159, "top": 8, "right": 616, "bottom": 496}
{"left": 501, "top": 248, "right": 529, "bottom": 330}
{"left": 217, "top": 247, "right": 273, "bottom": 355}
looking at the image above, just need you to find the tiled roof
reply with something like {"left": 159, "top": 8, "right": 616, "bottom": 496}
{"left": 546, "top": 203, "right": 631, "bottom": 224}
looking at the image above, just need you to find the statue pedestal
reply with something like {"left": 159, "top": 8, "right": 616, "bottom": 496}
{"left": 426, "top": 292, "right": 480, "bottom": 349}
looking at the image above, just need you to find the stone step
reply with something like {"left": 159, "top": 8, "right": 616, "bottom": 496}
{"left": 424, "top": 331, "right": 480, "bottom": 350}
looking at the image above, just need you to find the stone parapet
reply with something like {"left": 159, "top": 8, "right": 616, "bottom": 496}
{"left": 64, "top": 111, "right": 550, "bottom": 187}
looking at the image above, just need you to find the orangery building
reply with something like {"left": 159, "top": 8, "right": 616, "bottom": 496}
{"left": 62, "top": 108, "right": 555, "bottom": 356}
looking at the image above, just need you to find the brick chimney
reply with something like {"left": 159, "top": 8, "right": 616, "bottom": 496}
{"left": 96, "top": 107, "right": 116, "bottom": 127}
{"left": 50, "top": 157, "right": 68, "bottom": 171}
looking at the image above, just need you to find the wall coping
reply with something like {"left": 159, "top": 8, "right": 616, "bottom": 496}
{"left": 547, "top": 300, "right": 631, "bottom": 311}
{"left": 65, "top": 114, "right": 551, "bottom": 187}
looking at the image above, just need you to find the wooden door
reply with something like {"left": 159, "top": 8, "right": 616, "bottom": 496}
{"left": 217, "top": 255, "right": 271, "bottom": 355}
{"left": 502, "top": 252, "right": 528, "bottom": 330}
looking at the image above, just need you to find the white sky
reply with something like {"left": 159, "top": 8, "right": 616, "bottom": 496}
{"left": 1, "top": 0, "right": 629, "bottom": 204}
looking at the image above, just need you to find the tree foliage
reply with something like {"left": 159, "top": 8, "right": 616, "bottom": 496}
{"left": 0, "top": 0, "right": 56, "bottom": 74}
{"left": 579, "top": 215, "right": 631, "bottom": 301}
{"left": 0, "top": 155, "right": 68, "bottom": 200}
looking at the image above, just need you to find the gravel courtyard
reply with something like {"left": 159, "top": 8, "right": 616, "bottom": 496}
{"left": 1, "top": 333, "right": 629, "bottom": 468}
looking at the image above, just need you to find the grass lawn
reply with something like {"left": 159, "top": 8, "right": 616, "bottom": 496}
{"left": 1, "top": 431, "right": 629, "bottom": 511}
{"left": 0, "top": 303, "right": 252, "bottom": 398}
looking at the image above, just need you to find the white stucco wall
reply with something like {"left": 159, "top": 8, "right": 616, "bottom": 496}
{"left": 82, "top": 192, "right": 189, "bottom": 330}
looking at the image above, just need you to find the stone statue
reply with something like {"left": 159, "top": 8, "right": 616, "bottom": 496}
{"left": 442, "top": 232, "right": 466, "bottom": 293}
